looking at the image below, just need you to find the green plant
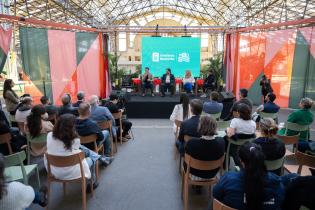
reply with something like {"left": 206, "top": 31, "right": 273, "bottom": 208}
{"left": 201, "top": 53, "right": 224, "bottom": 86}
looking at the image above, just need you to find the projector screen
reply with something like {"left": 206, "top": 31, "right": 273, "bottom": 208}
{"left": 141, "top": 37, "right": 201, "bottom": 77}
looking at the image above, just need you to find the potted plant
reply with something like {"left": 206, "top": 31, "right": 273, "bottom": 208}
{"left": 201, "top": 53, "right": 224, "bottom": 92}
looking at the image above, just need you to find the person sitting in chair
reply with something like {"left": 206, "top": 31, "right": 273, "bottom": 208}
{"left": 182, "top": 70, "right": 195, "bottom": 94}
{"left": 161, "top": 68, "right": 175, "bottom": 97}
{"left": 141, "top": 67, "right": 154, "bottom": 97}
{"left": 201, "top": 70, "right": 216, "bottom": 97}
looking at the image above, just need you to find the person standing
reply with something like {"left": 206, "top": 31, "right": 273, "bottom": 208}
{"left": 161, "top": 68, "right": 175, "bottom": 97}
{"left": 3, "top": 79, "right": 19, "bottom": 125}
{"left": 141, "top": 67, "right": 154, "bottom": 97}
{"left": 260, "top": 75, "right": 273, "bottom": 103}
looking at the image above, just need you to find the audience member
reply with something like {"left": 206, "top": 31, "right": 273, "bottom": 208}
{"left": 282, "top": 175, "right": 315, "bottom": 210}
{"left": 278, "top": 97, "right": 314, "bottom": 142}
{"left": 15, "top": 96, "right": 32, "bottom": 124}
{"left": 256, "top": 92, "right": 280, "bottom": 113}
{"left": 106, "top": 94, "right": 132, "bottom": 141}
{"left": 203, "top": 91, "right": 223, "bottom": 115}
{"left": 3, "top": 79, "right": 19, "bottom": 119}
{"left": 184, "top": 115, "right": 225, "bottom": 179}
{"left": 161, "top": 68, "right": 175, "bottom": 97}
{"left": 226, "top": 103, "right": 256, "bottom": 166}
{"left": 26, "top": 105, "right": 53, "bottom": 157}
{"left": 73, "top": 91, "right": 85, "bottom": 107}
{"left": 0, "top": 154, "right": 48, "bottom": 210}
{"left": 40, "top": 96, "right": 57, "bottom": 119}
{"left": 254, "top": 118, "right": 285, "bottom": 175}
{"left": 57, "top": 94, "right": 78, "bottom": 116}
{"left": 89, "top": 95, "right": 115, "bottom": 123}
{"left": 176, "top": 99, "right": 203, "bottom": 155}
{"left": 45, "top": 114, "right": 98, "bottom": 188}
{"left": 170, "top": 93, "right": 191, "bottom": 134}
{"left": 182, "top": 70, "right": 195, "bottom": 94}
{"left": 141, "top": 67, "right": 154, "bottom": 97}
{"left": 201, "top": 70, "right": 215, "bottom": 97}
{"left": 75, "top": 102, "right": 113, "bottom": 163}
{"left": 213, "top": 142, "right": 285, "bottom": 210}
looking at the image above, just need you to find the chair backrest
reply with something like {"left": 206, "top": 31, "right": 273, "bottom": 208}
{"left": 4, "top": 150, "right": 26, "bottom": 167}
{"left": 265, "top": 156, "right": 285, "bottom": 171}
{"left": 260, "top": 112, "right": 278, "bottom": 119}
{"left": 45, "top": 152, "right": 85, "bottom": 179}
{"left": 213, "top": 199, "right": 236, "bottom": 210}
{"left": 0, "top": 132, "right": 13, "bottom": 154}
{"left": 217, "top": 120, "right": 231, "bottom": 131}
{"left": 296, "top": 151, "right": 315, "bottom": 174}
{"left": 229, "top": 138, "right": 254, "bottom": 146}
{"left": 112, "top": 111, "right": 122, "bottom": 120}
{"left": 27, "top": 133, "right": 48, "bottom": 144}
{"left": 184, "top": 135, "right": 193, "bottom": 143}
{"left": 275, "top": 134, "right": 299, "bottom": 145}
{"left": 184, "top": 154, "right": 225, "bottom": 171}
{"left": 80, "top": 134, "right": 98, "bottom": 150}
{"left": 97, "top": 120, "right": 112, "bottom": 130}
{"left": 285, "top": 122, "right": 309, "bottom": 132}
{"left": 211, "top": 112, "right": 222, "bottom": 120}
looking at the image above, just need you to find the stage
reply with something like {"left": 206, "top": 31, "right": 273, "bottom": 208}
{"left": 125, "top": 93, "right": 234, "bottom": 119}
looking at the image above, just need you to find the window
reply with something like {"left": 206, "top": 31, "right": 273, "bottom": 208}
{"left": 119, "top": 32, "right": 127, "bottom": 51}
{"left": 201, "top": 33, "right": 208, "bottom": 47}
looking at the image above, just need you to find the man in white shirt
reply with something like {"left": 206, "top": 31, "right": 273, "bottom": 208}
{"left": 161, "top": 68, "right": 175, "bottom": 97}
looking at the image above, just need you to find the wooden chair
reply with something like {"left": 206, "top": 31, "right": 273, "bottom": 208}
{"left": 179, "top": 135, "right": 193, "bottom": 173}
{"left": 46, "top": 152, "right": 93, "bottom": 210}
{"left": 213, "top": 199, "right": 236, "bottom": 210}
{"left": 112, "top": 111, "right": 123, "bottom": 145}
{"left": 26, "top": 133, "right": 47, "bottom": 164}
{"left": 174, "top": 120, "right": 182, "bottom": 141}
{"left": 0, "top": 132, "right": 13, "bottom": 154}
{"left": 97, "top": 120, "right": 116, "bottom": 155}
{"left": 284, "top": 151, "right": 315, "bottom": 176}
{"left": 275, "top": 134, "right": 299, "bottom": 156}
{"left": 80, "top": 134, "right": 104, "bottom": 181}
{"left": 225, "top": 137, "right": 254, "bottom": 170}
{"left": 182, "top": 154, "right": 225, "bottom": 210}
{"left": 217, "top": 120, "right": 231, "bottom": 131}
{"left": 284, "top": 122, "right": 310, "bottom": 141}
{"left": 4, "top": 150, "right": 40, "bottom": 187}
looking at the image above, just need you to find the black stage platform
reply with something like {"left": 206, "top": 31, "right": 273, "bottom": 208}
{"left": 125, "top": 94, "right": 234, "bottom": 119}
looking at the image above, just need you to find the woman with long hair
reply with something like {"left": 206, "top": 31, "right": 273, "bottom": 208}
{"left": 182, "top": 70, "right": 195, "bottom": 94}
{"left": 0, "top": 154, "right": 48, "bottom": 209}
{"left": 254, "top": 118, "right": 285, "bottom": 175}
{"left": 213, "top": 142, "right": 285, "bottom": 210}
{"left": 3, "top": 79, "right": 19, "bottom": 124}
{"left": 26, "top": 105, "right": 53, "bottom": 156}
{"left": 170, "top": 93, "right": 191, "bottom": 134}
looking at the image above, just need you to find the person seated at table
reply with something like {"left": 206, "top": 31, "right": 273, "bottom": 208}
{"left": 182, "top": 70, "right": 195, "bottom": 94}
{"left": 176, "top": 99, "right": 202, "bottom": 155}
{"left": 213, "top": 142, "right": 285, "bottom": 210}
{"left": 201, "top": 70, "right": 215, "bottom": 97}
{"left": 72, "top": 91, "right": 85, "bottom": 108}
{"left": 170, "top": 93, "right": 191, "bottom": 134}
{"left": 253, "top": 118, "right": 285, "bottom": 175}
{"left": 161, "top": 68, "right": 175, "bottom": 97}
{"left": 184, "top": 115, "right": 225, "bottom": 179}
{"left": 226, "top": 103, "right": 256, "bottom": 166}
{"left": 278, "top": 97, "right": 314, "bottom": 145}
{"left": 141, "top": 67, "right": 154, "bottom": 97}
{"left": 0, "top": 154, "right": 48, "bottom": 209}
{"left": 106, "top": 94, "right": 132, "bottom": 141}
{"left": 57, "top": 94, "right": 78, "bottom": 116}
{"left": 203, "top": 91, "right": 223, "bottom": 115}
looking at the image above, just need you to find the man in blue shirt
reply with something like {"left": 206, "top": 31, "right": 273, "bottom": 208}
{"left": 257, "top": 92, "right": 280, "bottom": 113}
{"left": 203, "top": 91, "right": 223, "bottom": 114}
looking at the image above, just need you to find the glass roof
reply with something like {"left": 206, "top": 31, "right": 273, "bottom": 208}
{"left": 9, "top": 0, "right": 315, "bottom": 27}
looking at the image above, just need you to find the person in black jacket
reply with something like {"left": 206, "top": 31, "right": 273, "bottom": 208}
{"left": 161, "top": 68, "right": 175, "bottom": 97}
{"left": 58, "top": 94, "right": 78, "bottom": 117}
{"left": 72, "top": 91, "right": 85, "bottom": 108}
{"left": 201, "top": 70, "right": 215, "bottom": 97}
{"left": 75, "top": 102, "right": 113, "bottom": 160}
{"left": 253, "top": 118, "right": 285, "bottom": 175}
{"left": 106, "top": 94, "right": 132, "bottom": 141}
{"left": 184, "top": 115, "right": 225, "bottom": 179}
{"left": 176, "top": 99, "right": 202, "bottom": 155}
